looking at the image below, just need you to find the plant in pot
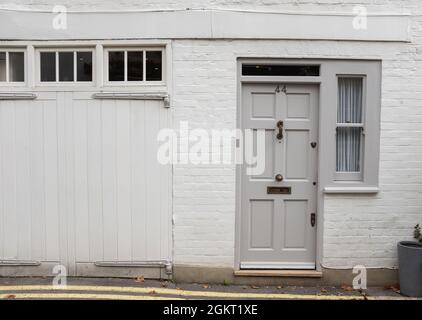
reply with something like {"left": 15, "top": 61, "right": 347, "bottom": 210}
{"left": 397, "top": 224, "right": 422, "bottom": 297}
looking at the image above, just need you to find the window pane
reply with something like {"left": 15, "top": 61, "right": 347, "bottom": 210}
{"left": 242, "top": 64, "right": 319, "bottom": 76}
{"left": 59, "top": 52, "right": 74, "bottom": 82}
{"left": 108, "top": 51, "right": 124, "bottom": 81}
{"left": 146, "top": 51, "right": 162, "bottom": 81}
{"left": 77, "top": 52, "right": 92, "bottom": 81}
{"left": 336, "top": 127, "right": 362, "bottom": 172}
{"left": 40, "top": 52, "right": 56, "bottom": 82}
{"left": 338, "top": 77, "right": 363, "bottom": 123}
{"left": 0, "top": 52, "right": 5, "bottom": 81}
{"left": 9, "top": 52, "right": 24, "bottom": 82}
{"left": 127, "top": 51, "right": 143, "bottom": 81}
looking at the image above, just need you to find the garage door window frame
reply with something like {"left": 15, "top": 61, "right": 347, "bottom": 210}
{"left": 103, "top": 47, "right": 165, "bottom": 87}
{"left": 0, "top": 48, "right": 27, "bottom": 86}
{"left": 35, "top": 47, "right": 96, "bottom": 86}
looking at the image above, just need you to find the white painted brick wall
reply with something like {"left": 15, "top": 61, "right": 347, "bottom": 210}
{"left": 5, "top": 0, "right": 422, "bottom": 269}
{"left": 171, "top": 33, "right": 422, "bottom": 269}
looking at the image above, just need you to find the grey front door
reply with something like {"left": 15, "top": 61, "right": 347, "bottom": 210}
{"left": 240, "top": 83, "right": 318, "bottom": 269}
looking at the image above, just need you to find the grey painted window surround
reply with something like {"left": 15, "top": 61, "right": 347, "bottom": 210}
{"left": 320, "top": 60, "right": 381, "bottom": 192}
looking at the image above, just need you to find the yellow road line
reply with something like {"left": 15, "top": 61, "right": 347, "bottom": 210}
{"left": 0, "top": 292, "right": 183, "bottom": 300}
{"left": 0, "top": 285, "right": 365, "bottom": 300}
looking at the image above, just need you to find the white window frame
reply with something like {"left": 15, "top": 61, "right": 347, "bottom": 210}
{"left": 0, "top": 49, "right": 26, "bottom": 86}
{"left": 103, "top": 47, "right": 165, "bottom": 86}
{"left": 35, "top": 47, "right": 95, "bottom": 86}
{"left": 334, "top": 75, "right": 367, "bottom": 182}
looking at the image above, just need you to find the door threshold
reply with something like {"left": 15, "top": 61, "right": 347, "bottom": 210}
{"left": 234, "top": 269, "right": 323, "bottom": 278}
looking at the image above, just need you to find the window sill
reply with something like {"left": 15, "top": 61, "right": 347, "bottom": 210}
{"left": 323, "top": 186, "right": 379, "bottom": 194}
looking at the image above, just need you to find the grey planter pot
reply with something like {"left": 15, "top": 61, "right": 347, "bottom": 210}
{"left": 398, "top": 241, "right": 422, "bottom": 297}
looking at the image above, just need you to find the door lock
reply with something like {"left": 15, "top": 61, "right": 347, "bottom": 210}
{"left": 275, "top": 174, "right": 284, "bottom": 182}
{"left": 311, "top": 213, "right": 316, "bottom": 227}
{"left": 276, "top": 121, "right": 283, "bottom": 140}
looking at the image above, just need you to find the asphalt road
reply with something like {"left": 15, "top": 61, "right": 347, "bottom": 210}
{"left": 0, "top": 277, "right": 415, "bottom": 300}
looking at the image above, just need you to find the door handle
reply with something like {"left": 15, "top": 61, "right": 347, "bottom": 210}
{"left": 275, "top": 174, "right": 283, "bottom": 182}
{"left": 276, "top": 120, "right": 283, "bottom": 140}
{"left": 311, "top": 213, "right": 316, "bottom": 227}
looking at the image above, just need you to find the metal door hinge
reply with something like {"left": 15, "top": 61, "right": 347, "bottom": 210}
{"left": 311, "top": 213, "right": 316, "bottom": 227}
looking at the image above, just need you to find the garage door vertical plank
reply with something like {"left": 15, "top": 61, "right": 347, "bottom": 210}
{"left": 73, "top": 98, "right": 89, "bottom": 263}
{"left": 57, "top": 91, "right": 70, "bottom": 270}
{"left": 145, "top": 100, "right": 162, "bottom": 260}
{"left": 64, "top": 91, "right": 77, "bottom": 275}
{"left": 0, "top": 101, "right": 17, "bottom": 260}
{"left": 29, "top": 100, "right": 46, "bottom": 261}
{"left": 101, "top": 99, "right": 118, "bottom": 261}
{"left": 14, "top": 100, "right": 32, "bottom": 261}
{"left": 116, "top": 99, "right": 132, "bottom": 261}
{"left": 159, "top": 103, "right": 171, "bottom": 261}
{"left": 0, "top": 102, "right": 3, "bottom": 259}
{"left": 130, "top": 99, "right": 147, "bottom": 260}
{"left": 43, "top": 98, "right": 60, "bottom": 261}
{"left": 87, "top": 99, "right": 104, "bottom": 263}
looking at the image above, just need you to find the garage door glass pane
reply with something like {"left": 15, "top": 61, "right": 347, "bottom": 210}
{"left": 0, "top": 52, "right": 5, "bottom": 81}
{"left": 40, "top": 52, "right": 56, "bottom": 82}
{"left": 109, "top": 51, "right": 124, "bottom": 81}
{"left": 146, "top": 51, "right": 162, "bottom": 81}
{"left": 127, "top": 51, "right": 143, "bottom": 81}
{"left": 77, "top": 52, "right": 92, "bottom": 81}
{"left": 59, "top": 52, "right": 74, "bottom": 82}
{"left": 9, "top": 52, "right": 24, "bottom": 82}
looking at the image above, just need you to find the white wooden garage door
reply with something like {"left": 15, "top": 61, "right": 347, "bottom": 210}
{"left": 0, "top": 91, "right": 172, "bottom": 278}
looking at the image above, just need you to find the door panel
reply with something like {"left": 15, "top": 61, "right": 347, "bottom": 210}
{"left": 249, "top": 200, "right": 274, "bottom": 249}
{"left": 240, "top": 83, "right": 318, "bottom": 269}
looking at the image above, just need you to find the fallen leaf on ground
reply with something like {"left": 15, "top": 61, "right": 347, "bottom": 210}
{"left": 276, "top": 285, "right": 283, "bottom": 289}
{"left": 148, "top": 290, "right": 157, "bottom": 295}
{"left": 341, "top": 285, "right": 354, "bottom": 291}
{"left": 135, "top": 276, "right": 145, "bottom": 284}
{"left": 385, "top": 285, "right": 400, "bottom": 294}
{"left": 250, "top": 285, "right": 260, "bottom": 289}
{"left": 160, "top": 282, "right": 168, "bottom": 288}
{"left": 4, "top": 294, "right": 15, "bottom": 299}
{"left": 202, "top": 284, "right": 209, "bottom": 289}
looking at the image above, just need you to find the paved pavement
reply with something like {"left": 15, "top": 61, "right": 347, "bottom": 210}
{"left": 0, "top": 277, "right": 417, "bottom": 300}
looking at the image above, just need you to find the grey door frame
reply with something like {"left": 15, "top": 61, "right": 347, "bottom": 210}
{"left": 235, "top": 58, "right": 324, "bottom": 271}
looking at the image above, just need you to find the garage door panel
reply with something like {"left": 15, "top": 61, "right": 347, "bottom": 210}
{"left": 0, "top": 99, "right": 62, "bottom": 264}
{"left": 43, "top": 99, "right": 61, "bottom": 261}
{"left": 130, "top": 100, "right": 148, "bottom": 260}
{"left": 145, "top": 100, "right": 163, "bottom": 260}
{"left": 0, "top": 101, "right": 18, "bottom": 260}
{"left": 29, "top": 100, "right": 47, "bottom": 261}
{"left": 116, "top": 99, "right": 132, "bottom": 261}
{"left": 0, "top": 93, "right": 171, "bottom": 278}
{"left": 73, "top": 99, "right": 90, "bottom": 262}
{"left": 15, "top": 101, "right": 32, "bottom": 260}
{"left": 101, "top": 99, "right": 119, "bottom": 261}
{"left": 70, "top": 97, "right": 171, "bottom": 266}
